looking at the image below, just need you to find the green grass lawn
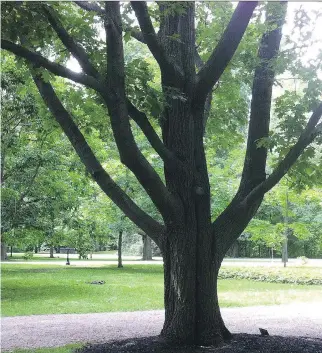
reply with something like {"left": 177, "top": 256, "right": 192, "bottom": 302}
{"left": 2, "top": 264, "right": 322, "bottom": 317}
{"left": 11, "top": 344, "right": 81, "bottom": 353}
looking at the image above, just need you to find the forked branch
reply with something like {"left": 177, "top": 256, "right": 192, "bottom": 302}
{"left": 32, "top": 73, "right": 165, "bottom": 245}
{"left": 74, "top": 1, "right": 146, "bottom": 43}
{"left": 2, "top": 39, "right": 177, "bottom": 176}
{"left": 196, "top": 2, "right": 258, "bottom": 100}
{"left": 103, "top": 2, "right": 181, "bottom": 222}
{"left": 131, "top": 1, "right": 182, "bottom": 80}
{"left": 238, "top": 2, "right": 287, "bottom": 195}
{"left": 1, "top": 40, "right": 101, "bottom": 91}
{"left": 126, "top": 100, "right": 180, "bottom": 168}
{"left": 74, "top": 1, "right": 105, "bottom": 14}
{"left": 242, "top": 102, "right": 322, "bottom": 206}
{"left": 42, "top": 5, "right": 100, "bottom": 79}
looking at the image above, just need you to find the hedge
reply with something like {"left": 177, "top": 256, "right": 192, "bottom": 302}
{"left": 218, "top": 267, "right": 322, "bottom": 285}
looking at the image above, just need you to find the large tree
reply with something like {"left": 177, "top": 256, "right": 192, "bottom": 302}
{"left": 2, "top": 1, "right": 322, "bottom": 346}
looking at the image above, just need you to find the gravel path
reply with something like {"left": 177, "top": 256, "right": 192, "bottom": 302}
{"left": 2, "top": 302, "right": 322, "bottom": 351}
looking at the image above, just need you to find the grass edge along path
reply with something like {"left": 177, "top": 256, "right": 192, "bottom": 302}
{"left": 10, "top": 343, "right": 82, "bottom": 353}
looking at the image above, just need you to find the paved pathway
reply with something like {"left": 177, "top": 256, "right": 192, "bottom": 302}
{"left": 2, "top": 302, "right": 322, "bottom": 351}
{"left": 4, "top": 257, "right": 322, "bottom": 267}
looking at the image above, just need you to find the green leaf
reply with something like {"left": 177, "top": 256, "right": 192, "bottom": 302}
{"left": 123, "top": 31, "right": 132, "bottom": 43}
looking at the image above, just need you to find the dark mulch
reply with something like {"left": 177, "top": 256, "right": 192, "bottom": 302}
{"left": 75, "top": 334, "right": 322, "bottom": 353}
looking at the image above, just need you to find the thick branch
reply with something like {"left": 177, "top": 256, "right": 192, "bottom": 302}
{"left": 239, "top": 2, "right": 287, "bottom": 195}
{"left": 212, "top": 196, "right": 262, "bottom": 264}
{"left": 194, "top": 46, "right": 204, "bottom": 69}
{"left": 1, "top": 40, "right": 179, "bottom": 211}
{"left": 196, "top": 2, "right": 258, "bottom": 100}
{"left": 314, "top": 121, "right": 322, "bottom": 135}
{"left": 74, "top": 1, "right": 105, "bottom": 14}
{"left": 2, "top": 39, "right": 167, "bottom": 167}
{"left": 304, "top": 103, "right": 322, "bottom": 132}
{"left": 126, "top": 100, "right": 180, "bottom": 168}
{"left": 1, "top": 40, "right": 101, "bottom": 91}
{"left": 203, "top": 94, "right": 212, "bottom": 134}
{"left": 104, "top": 2, "right": 181, "bottom": 222}
{"left": 32, "top": 74, "right": 165, "bottom": 245}
{"left": 242, "top": 102, "right": 322, "bottom": 206}
{"left": 42, "top": 5, "right": 100, "bottom": 78}
{"left": 194, "top": 46, "right": 213, "bottom": 134}
{"left": 74, "top": 1, "right": 145, "bottom": 43}
{"left": 126, "top": 28, "right": 145, "bottom": 43}
{"left": 212, "top": 102, "right": 322, "bottom": 260}
{"left": 212, "top": 3, "right": 287, "bottom": 260}
{"left": 17, "top": 158, "right": 42, "bottom": 205}
{"left": 131, "top": 1, "right": 182, "bottom": 81}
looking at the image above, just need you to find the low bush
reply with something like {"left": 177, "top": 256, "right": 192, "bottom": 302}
{"left": 297, "top": 256, "right": 309, "bottom": 265}
{"left": 218, "top": 267, "right": 322, "bottom": 285}
{"left": 22, "top": 252, "right": 34, "bottom": 260}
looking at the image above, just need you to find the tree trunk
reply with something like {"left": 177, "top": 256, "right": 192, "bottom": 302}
{"left": 1, "top": 242, "right": 8, "bottom": 261}
{"left": 161, "top": 226, "right": 231, "bottom": 345}
{"left": 118, "top": 230, "right": 123, "bottom": 268}
{"left": 142, "top": 233, "right": 152, "bottom": 260}
{"left": 282, "top": 190, "right": 289, "bottom": 267}
{"left": 50, "top": 246, "right": 54, "bottom": 258}
{"left": 230, "top": 241, "right": 239, "bottom": 258}
{"left": 34, "top": 246, "right": 38, "bottom": 254}
{"left": 282, "top": 236, "right": 288, "bottom": 267}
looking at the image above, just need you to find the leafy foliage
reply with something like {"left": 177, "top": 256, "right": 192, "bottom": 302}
{"left": 1, "top": 2, "right": 321, "bottom": 263}
{"left": 219, "top": 266, "right": 322, "bottom": 285}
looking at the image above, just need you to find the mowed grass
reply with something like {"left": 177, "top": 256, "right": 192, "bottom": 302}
{"left": 1, "top": 265, "right": 164, "bottom": 316}
{"left": 11, "top": 344, "right": 81, "bottom": 353}
{"left": 2, "top": 264, "right": 322, "bottom": 317}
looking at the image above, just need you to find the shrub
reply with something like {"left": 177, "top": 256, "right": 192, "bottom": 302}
{"left": 218, "top": 267, "right": 322, "bottom": 285}
{"left": 22, "top": 252, "right": 33, "bottom": 260}
{"left": 297, "top": 256, "right": 308, "bottom": 265}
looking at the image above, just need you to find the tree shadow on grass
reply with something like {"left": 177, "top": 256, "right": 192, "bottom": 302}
{"left": 100, "top": 265, "right": 164, "bottom": 274}
{"left": 4, "top": 267, "right": 62, "bottom": 274}
{"left": 3, "top": 265, "right": 164, "bottom": 275}
{"left": 75, "top": 334, "right": 322, "bottom": 353}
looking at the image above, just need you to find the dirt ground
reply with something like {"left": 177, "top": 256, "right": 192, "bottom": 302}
{"left": 2, "top": 302, "right": 322, "bottom": 352}
{"left": 76, "top": 335, "right": 322, "bottom": 353}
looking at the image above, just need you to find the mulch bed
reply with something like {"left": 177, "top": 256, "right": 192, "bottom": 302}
{"left": 75, "top": 334, "right": 322, "bottom": 353}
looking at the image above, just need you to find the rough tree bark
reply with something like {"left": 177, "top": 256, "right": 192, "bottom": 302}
{"left": 2, "top": 1, "right": 322, "bottom": 347}
{"left": 1, "top": 242, "right": 8, "bottom": 261}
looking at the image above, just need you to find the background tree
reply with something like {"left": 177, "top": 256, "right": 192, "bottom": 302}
{"left": 1, "top": 55, "right": 106, "bottom": 257}
{"left": 2, "top": 1, "right": 322, "bottom": 346}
